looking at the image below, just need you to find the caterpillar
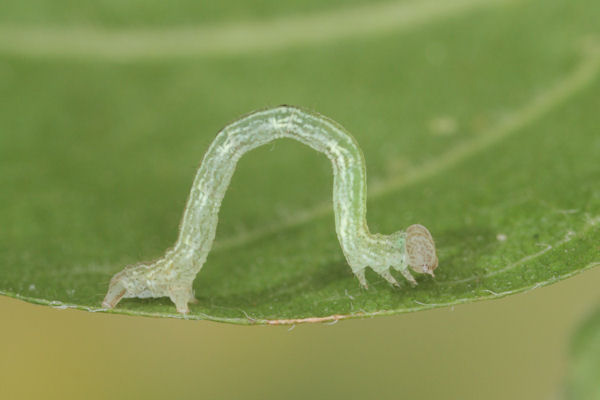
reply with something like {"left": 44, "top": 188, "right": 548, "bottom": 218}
{"left": 103, "top": 106, "right": 438, "bottom": 314}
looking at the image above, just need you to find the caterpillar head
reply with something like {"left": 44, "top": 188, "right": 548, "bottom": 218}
{"left": 405, "top": 224, "right": 438, "bottom": 276}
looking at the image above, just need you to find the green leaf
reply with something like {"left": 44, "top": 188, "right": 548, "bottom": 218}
{"left": 1, "top": 0, "right": 599, "bottom": 324}
{"left": 565, "top": 305, "right": 600, "bottom": 400}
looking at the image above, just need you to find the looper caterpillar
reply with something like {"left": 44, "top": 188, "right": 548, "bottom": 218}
{"left": 103, "top": 106, "right": 438, "bottom": 314}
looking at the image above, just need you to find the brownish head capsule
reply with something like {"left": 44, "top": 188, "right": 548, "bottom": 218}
{"left": 406, "top": 224, "right": 438, "bottom": 277}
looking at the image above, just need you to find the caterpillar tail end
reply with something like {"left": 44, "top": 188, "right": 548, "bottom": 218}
{"left": 102, "top": 277, "right": 126, "bottom": 309}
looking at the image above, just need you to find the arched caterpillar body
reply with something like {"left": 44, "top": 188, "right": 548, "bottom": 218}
{"left": 103, "top": 106, "right": 438, "bottom": 314}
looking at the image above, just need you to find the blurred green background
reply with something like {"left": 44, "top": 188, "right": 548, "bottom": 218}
{"left": 1, "top": 0, "right": 599, "bottom": 397}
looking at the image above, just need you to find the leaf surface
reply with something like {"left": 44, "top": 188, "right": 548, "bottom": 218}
{"left": 1, "top": 0, "right": 599, "bottom": 324}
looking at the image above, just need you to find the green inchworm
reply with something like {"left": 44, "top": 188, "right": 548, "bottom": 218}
{"left": 103, "top": 106, "right": 438, "bottom": 314}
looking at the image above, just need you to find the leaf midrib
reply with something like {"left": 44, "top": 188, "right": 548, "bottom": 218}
{"left": 0, "top": 0, "right": 512, "bottom": 60}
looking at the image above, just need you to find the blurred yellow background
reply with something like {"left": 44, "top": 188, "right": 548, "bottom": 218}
{"left": 2, "top": 267, "right": 598, "bottom": 400}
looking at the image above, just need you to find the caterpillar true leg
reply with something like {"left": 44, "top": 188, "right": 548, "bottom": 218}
{"left": 400, "top": 268, "right": 418, "bottom": 287}
{"left": 379, "top": 269, "right": 401, "bottom": 288}
{"left": 103, "top": 106, "right": 438, "bottom": 314}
